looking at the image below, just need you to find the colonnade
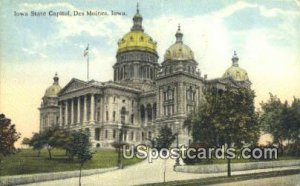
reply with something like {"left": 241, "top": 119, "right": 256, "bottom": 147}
{"left": 59, "top": 94, "right": 96, "bottom": 126}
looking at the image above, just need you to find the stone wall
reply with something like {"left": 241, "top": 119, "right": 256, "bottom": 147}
{"left": 0, "top": 167, "right": 117, "bottom": 186}
{"left": 175, "top": 160, "right": 300, "bottom": 173}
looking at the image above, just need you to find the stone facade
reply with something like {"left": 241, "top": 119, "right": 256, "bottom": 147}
{"left": 39, "top": 7, "right": 251, "bottom": 148}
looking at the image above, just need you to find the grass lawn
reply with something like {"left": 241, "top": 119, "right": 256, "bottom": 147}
{"left": 0, "top": 148, "right": 142, "bottom": 176}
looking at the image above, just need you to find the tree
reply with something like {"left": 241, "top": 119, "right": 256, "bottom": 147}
{"left": 0, "top": 114, "right": 21, "bottom": 156}
{"left": 184, "top": 86, "right": 259, "bottom": 176}
{"left": 21, "top": 137, "right": 31, "bottom": 147}
{"left": 150, "top": 125, "right": 176, "bottom": 151}
{"left": 260, "top": 95, "right": 300, "bottom": 154}
{"left": 0, "top": 113, "right": 21, "bottom": 174}
{"left": 44, "top": 128, "right": 72, "bottom": 160}
{"left": 28, "top": 132, "right": 46, "bottom": 157}
{"left": 67, "top": 131, "right": 93, "bottom": 186}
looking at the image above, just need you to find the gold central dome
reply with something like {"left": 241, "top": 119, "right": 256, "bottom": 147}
{"left": 44, "top": 73, "right": 61, "bottom": 97}
{"left": 117, "top": 31, "right": 157, "bottom": 54}
{"left": 164, "top": 25, "right": 194, "bottom": 61}
{"left": 117, "top": 5, "right": 157, "bottom": 55}
{"left": 223, "top": 52, "right": 249, "bottom": 81}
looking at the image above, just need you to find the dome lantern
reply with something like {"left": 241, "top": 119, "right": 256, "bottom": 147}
{"left": 232, "top": 51, "right": 239, "bottom": 67}
{"left": 53, "top": 72, "right": 59, "bottom": 85}
{"left": 175, "top": 24, "right": 183, "bottom": 43}
{"left": 131, "top": 3, "right": 144, "bottom": 32}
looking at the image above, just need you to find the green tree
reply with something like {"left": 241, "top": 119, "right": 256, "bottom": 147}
{"left": 260, "top": 95, "right": 300, "bottom": 154}
{"left": 0, "top": 114, "right": 21, "bottom": 156}
{"left": 67, "top": 131, "right": 92, "bottom": 186}
{"left": 0, "top": 114, "right": 21, "bottom": 175}
{"left": 150, "top": 125, "right": 176, "bottom": 151}
{"left": 44, "top": 128, "right": 72, "bottom": 160}
{"left": 28, "top": 132, "right": 46, "bottom": 157}
{"left": 185, "top": 86, "right": 259, "bottom": 176}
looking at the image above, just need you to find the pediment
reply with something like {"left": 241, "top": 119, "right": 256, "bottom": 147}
{"left": 59, "top": 78, "right": 88, "bottom": 95}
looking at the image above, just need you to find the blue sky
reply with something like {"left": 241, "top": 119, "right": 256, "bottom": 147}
{"left": 0, "top": 0, "right": 299, "bottom": 142}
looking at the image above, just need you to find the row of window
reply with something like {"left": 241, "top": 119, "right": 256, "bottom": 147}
{"left": 164, "top": 65, "right": 196, "bottom": 75}
{"left": 114, "top": 65, "right": 156, "bottom": 81}
{"left": 94, "top": 128, "right": 152, "bottom": 142}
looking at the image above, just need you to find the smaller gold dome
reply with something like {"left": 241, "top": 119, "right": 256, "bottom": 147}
{"left": 223, "top": 51, "right": 249, "bottom": 81}
{"left": 44, "top": 73, "right": 61, "bottom": 97}
{"left": 164, "top": 43, "right": 194, "bottom": 61}
{"left": 45, "top": 85, "right": 61, "bottom": 97}
{"left": 117, "top": 31, "right": 157, "bottom": 54}
{"left": 164, "top": 25, "right": 194, "bottom": 61}
{"left": 223, "top": 66, "right": 249, "bottom": 81}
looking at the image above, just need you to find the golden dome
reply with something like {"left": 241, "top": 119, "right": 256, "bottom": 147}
{"left": 44, "top": 73, "right": 61, "bottom": 97}
{"left": 164, "top": 43, "right": 194, "bottom": 61}
{"left": 164, "top": 25, "right": 194, "bottom": 61}
{"left": 223, "top": 66, "right": 249, "bottom": 81}
{"left": 117, "top": 31, "right": 157, "bottom": 54}
{"left": 117, "top": 5, "right": 157, "bottom": 55}
{"left": 223, "top": 51, "right": 249, "bottom": 81}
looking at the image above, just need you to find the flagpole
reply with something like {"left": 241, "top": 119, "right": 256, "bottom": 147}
{"left": 87, "top": 53, "right": 89, "bottom": 81}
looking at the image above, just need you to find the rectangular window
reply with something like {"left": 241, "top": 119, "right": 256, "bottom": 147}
{"left": 131, "top": 131, "right": 134, "bottom": 141}
{"left": 95, "top": 128, "right": 100, "bottom": 141}
{"left": 148, "top": 131, "right": 152, "bottom": 139}
{"left": 113, "top": 130, "right": 116, "bottom": 139}
{"left": 113, "top": 111, "right": 116, "bottom": 121}
{"left": 106, "top": 111, "right": 109, "bottom": 121}
{"left": 131, "top": 114, "right": 134, "bottom": 124}
{"left": 105, "top": 130, "right": 108, "bottom": 139}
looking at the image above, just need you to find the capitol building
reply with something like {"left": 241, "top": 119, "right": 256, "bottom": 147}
{"left": 39, "top": 7, "right": 251, "bottom": 148}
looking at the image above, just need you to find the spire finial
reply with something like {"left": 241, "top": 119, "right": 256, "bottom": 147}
{"left": 178, "top": 24, "right": 181, "bottom": 31}
{"left": 137, "top": 2, "right": 139, "bottom": 13}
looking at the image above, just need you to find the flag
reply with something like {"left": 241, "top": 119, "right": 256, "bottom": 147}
{"left": 83, "top": 44, "right": 89, "bottom": 57}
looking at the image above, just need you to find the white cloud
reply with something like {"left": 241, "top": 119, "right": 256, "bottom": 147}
{"left": 19, "top": 2, "right": 79, "bottom": 11}
{"left": 212, "top": 1, "right": 257, "bottom": 19}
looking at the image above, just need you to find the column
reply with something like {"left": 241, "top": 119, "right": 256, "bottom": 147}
{"left": 156, "top": 88, "right": 160, "bottom": 119}
{"left": 64, "top": 100, "right": 68, "bottom": 126}
{"left": 59, "top": 103, "right": 63, "bottom": 126}
{"left": 71, "top": 98, "right": 74, "bottom": 125}
{"left": 90, "top": 94, "right": 95, "bottom": 123}
{"left": 77, "top": 97, "right": 81, "bottom": 124}
{"left": 174, "top": 86, "right": 177, "bottom": 114}
{"left": 160, "top": 88, "right": 164, "bottom": 117}
{"left": 177, "top": 83, "right": 184, "bottom": 114}
{"left": 83, "top": 95, "right": 87, "bottom": 123}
